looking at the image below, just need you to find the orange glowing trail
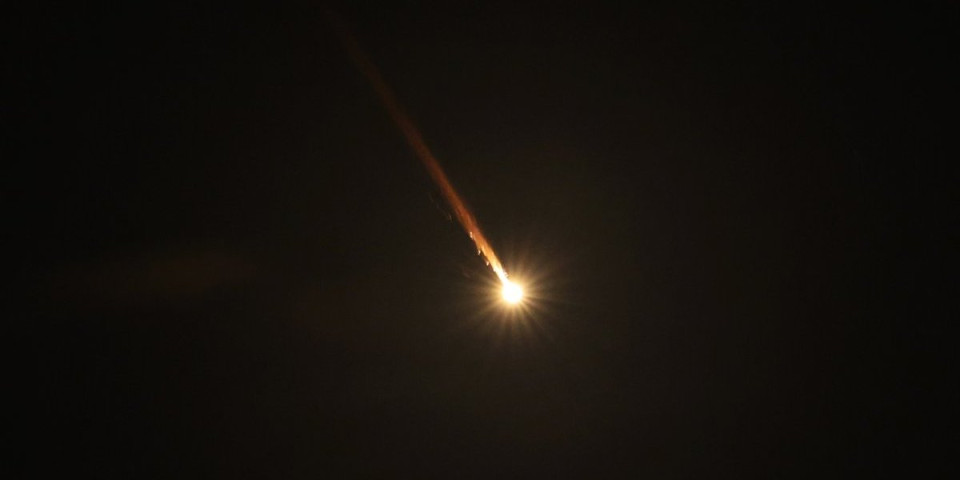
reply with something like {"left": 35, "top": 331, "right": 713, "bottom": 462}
{"left": 329, "top": 14, "right": 509, "bottom": 284}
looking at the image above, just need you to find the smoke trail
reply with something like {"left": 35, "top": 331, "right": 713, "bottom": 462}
{"left": 328, "top": 12, "right": 509, "bottom": 284}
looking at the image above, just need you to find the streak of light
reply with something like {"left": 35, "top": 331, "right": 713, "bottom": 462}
{"left": 329, "top": 12, "right": 511, "bottom": 284}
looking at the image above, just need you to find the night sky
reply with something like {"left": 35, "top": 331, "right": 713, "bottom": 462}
{"left": 12, "top": 2, "right": 954, "bottom": 477}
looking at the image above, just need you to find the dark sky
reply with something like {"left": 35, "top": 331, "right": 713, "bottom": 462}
{"left": 12, "top": 1, "right": 954, "bottom": 477}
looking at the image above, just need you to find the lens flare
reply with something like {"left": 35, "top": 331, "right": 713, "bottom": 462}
{"left": 501, "top": 281, "right": 524, "bottom": 304}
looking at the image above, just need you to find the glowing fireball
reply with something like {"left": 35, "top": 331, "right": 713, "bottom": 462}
{"left": 501, "top": 281, "right": 524, "bottom": 304}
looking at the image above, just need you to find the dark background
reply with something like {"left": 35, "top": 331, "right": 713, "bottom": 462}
{"left": 11, "top": 1, "right": 954, "bottom": 477}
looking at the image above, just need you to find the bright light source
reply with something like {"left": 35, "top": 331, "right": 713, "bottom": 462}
{"left": 502, "top": 281, "right": 524, "bottom": 304}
